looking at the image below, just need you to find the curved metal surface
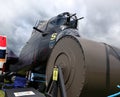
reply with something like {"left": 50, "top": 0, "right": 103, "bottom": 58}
{"left": 46, "top": 36, "right": 120, "bottom": 97}
{"left": 46, "top": 36, "right": 85, "bottom": 97}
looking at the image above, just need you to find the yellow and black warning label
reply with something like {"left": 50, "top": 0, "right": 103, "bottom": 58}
{"left": 50, "top": 33, "right": 57, "bottom": 40}
{"left": 52, "top": 66, "right": 58, "bottom": 81}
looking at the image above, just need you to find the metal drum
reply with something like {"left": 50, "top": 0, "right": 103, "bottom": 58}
{"left": 46, "top": 35, "right": 120, "bottom": 97}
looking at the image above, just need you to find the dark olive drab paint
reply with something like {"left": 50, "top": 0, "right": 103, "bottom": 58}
{"left": 7, "top": 12, "right": 120, "bottom": 97}
{"left": 46, "top": 36, "right": 120, "bottom": 97}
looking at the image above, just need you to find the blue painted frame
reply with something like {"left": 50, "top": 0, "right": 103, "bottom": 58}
{"left": 108, "top": 85, "right": 120, "bottom": 97}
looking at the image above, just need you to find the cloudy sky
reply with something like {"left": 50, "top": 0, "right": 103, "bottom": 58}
{"left": 0, "top": 0, "right": 120, "bottom": 55}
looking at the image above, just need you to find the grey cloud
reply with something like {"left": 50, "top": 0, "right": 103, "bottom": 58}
{"left": 80, "top": 0, "right": 120, "bottom": 47}
{"left": 0, "top": 0, "right": 50, "bottom": 55}
{"left": 0, "top": 0, "right": 86, "bottom": 55}
{"left": 0, "top": 0, "right": 119, "bottom": 56}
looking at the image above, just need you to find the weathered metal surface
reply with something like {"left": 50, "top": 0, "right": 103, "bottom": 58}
{"left": 46, "top": 36, "right": 120, "bottom": 97}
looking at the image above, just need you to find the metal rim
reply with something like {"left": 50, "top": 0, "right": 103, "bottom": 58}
{"left": 46, "top": 36, "right": 86, "bottom": 97}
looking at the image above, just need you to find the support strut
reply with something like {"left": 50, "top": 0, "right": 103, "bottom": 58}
{"left": 46, "top": 66, "right": 67, "bottom": 97}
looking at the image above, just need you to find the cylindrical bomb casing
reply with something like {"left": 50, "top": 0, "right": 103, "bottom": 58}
{"left": 46, "top": 36, "right": 120, "bottom": 97}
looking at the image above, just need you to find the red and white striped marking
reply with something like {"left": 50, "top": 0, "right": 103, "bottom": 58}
{"left": 0, "top": 35, "right": 7, "bottom": 74}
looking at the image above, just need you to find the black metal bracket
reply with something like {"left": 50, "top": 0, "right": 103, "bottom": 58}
{"left": 33, "top": 27, "right": 49, "bottom": 37}
{"left": 45, "top": 66, "right": 67, "bottom": 97}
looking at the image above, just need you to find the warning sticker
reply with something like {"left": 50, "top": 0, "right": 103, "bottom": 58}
{"left": 50, "top": 33, "right": 57, "bottom": 40}
{"left": 14, "top": 91, "right": 35, "bottom": 97}
{"left": 53, "top": 67, "right": 58, "bottom": 81}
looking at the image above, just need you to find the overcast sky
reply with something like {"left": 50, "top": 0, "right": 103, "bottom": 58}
{"left": 0, "top": 0, "right": 120, "bottom": 55}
